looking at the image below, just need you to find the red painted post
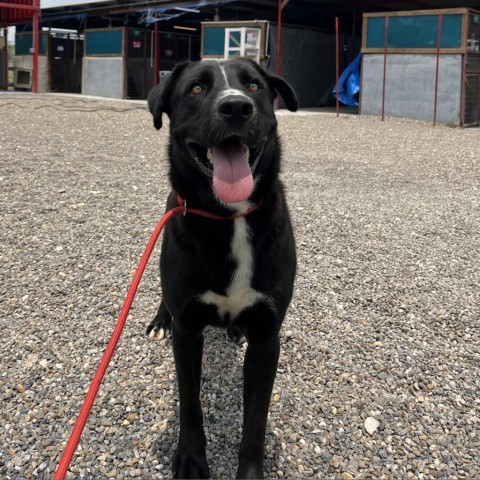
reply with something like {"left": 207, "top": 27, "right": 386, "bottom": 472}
{"left": 32, "top": 10, "right": 39, "bottom": 93}
{"left": 335, "top": 17, "right": 339, "bottom": 117}
{"left": 275, "top": 0, "right": 283, "bottom": 109}
{"left": 433, "top": 11, "right": 443, "bottom": 127}
{"left": 381, "top": 15, "right": 389, "bottom": 121}
{"left": 3, "top": 25, "right": 8, "bottom": 90}
{"left": 154, "top": 13, "right": 158, "bottom": 87}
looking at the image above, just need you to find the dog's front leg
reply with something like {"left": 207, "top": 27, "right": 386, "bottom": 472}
{"left": 237, "top": 334, "right": 280, "bottom": 479}
{"left": 171, "top": 321, "right": 210, "bottom": 479}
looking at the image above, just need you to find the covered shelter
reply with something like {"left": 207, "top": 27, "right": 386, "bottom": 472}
{"left": 5, "top": 0, "right": 480, "bottom": 123}
{"left": 0, "top": 0, "right": 40, "bottom": 91}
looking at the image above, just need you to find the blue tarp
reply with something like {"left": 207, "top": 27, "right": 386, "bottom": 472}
{"left": 332, "top": 52, "right": 362, "bottom": 107}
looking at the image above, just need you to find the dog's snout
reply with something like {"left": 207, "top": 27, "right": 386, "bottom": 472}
{"left": 218, "top": 96, "right": 254, "bottom": 123}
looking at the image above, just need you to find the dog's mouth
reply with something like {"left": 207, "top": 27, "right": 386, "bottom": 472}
{"left": 186, "top": 136, "right": 266, "bottom": 204}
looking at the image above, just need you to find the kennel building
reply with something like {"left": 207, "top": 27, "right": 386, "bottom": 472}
{"left": 1, "top": 0, "right": 41, "bottom": 92}
{"left": 82, "top": 27, "right": 199, "bottom": 99}
{"left": 201, "top": 19, "right": 359, "bottom": 109}
{"left": 360, "top": 8, "right": 480, "bottom": 126}
{"left": 14, "top": 30, "right": 82, "bottom": 93}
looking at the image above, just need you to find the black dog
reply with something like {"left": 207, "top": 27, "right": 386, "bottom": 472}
{"left": 147, "top": 58, "right": 298, "bottom": 479}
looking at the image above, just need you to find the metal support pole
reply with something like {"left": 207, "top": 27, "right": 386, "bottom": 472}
{"left": 154, "top": 14, "right": 159, "bottom": 87}
{"left": 335, "top": 17, "right": 339, "bottom": 117}
{"left": 433, "top": 11, "right": 443, "bottom": 127}
{"left": 3, "top": 25, "right": 8, "bottom": 90}
{"left": 276, "top": 0, "right": 283, "bottom": 77}
{"left": 275, "top": 0, "right": 283, "bottom": 109}
{"left": 381, "top": 15, "right": 389, "bottom": 121}
{"left": 274, "top": 0, "right": 289, "bottom": 108}
{"left": 32, "top": 2, "right": 39, "bottom": 93}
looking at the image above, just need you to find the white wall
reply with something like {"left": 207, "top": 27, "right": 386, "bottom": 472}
{"left": 361, "top": 54, "right": 463, "bottom": 125}
{"left": 82, "top": 57, "right": 124, "bottom": 98}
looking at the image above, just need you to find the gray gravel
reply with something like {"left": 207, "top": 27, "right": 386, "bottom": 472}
{"left": 1, "top": 93, "right": 479, "bottom": 479}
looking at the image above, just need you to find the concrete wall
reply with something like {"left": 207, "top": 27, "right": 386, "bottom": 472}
{"left": 82, "top": 57, "right": 124, "bottom": 98}
{"left": 361, "top": 54, "right": 463, "bottom": 125}
{"left": 13, "top": 55, "right": 49, "bottom": 92}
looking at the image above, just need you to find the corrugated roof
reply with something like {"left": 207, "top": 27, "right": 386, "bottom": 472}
{"left": 0, "top": 0, "right": 40, "bottom": 25}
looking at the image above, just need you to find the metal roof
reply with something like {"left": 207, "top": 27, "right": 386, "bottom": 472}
{"left": 1, "top": 0, "right": 40, "bottom": 25}
{"left": 18, "top": 0, "right": 480, "bottom": 29}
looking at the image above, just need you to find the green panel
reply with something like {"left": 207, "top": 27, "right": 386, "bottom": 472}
{"left": 366, "top": 14, "right": 463, "bottom": 49}
{"left": 203, "top": 26, "right": 226, "bottom": 56}
{"left": 86, "top": 30, "right": 123, "bottom": 55}
{"left": 15, "top": 33, "right": 47, "bottom": 55}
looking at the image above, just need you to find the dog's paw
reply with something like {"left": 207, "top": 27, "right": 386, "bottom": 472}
{"left": 172, "top": 447, "right": 210, "bottom": 479}
{"left": 147, "top": 323, "right": 170, "bottom": 340}
{"left": 236, "top": 464, "right": 264, "bottom": 479}
{"left": 146, "top": 319, "right": 171, "bottom": 340}
{"left": 227, "top": 324, "right": 246, "bottom": 345}
{"left": 146, "top": 305, "right": 172, "bottom": 341}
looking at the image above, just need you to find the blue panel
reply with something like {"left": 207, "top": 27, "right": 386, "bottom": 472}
{"left": 366, "top": 14, "right": 463, "bottom": 49}
{"left": 86, "top": 30, "right": 123, "bottom": 55}
{"left": 203, "top": 26, "right": 226, "bottom": 56}
{"left": 15, "top": 33, "right": 48, "bottom": 55}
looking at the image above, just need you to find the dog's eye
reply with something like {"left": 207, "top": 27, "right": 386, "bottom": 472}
{"left": 191, "top": 83, "right": 205, "bottom": 95}
{"left": 248, "top": 83, "right": 260, "bottom": 93}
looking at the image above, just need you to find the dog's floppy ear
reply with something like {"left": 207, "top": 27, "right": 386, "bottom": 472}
{"left": 267, "top": 73, "right": 299, "bottom": 112}
{"left": 148, "top": 61, "right": 190, "bottom": 130}
{"left": 245, "top": 59, "right": 298, "bottom": 112}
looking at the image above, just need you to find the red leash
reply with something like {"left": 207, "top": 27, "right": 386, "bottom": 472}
{"left": 54, "top": 196, "right": 261, "bottom": 480}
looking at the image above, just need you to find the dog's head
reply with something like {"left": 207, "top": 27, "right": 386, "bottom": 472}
{"left": 148, "top": 58, "right": 298, "bottom": 205}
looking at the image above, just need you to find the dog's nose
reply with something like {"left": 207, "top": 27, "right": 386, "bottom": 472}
{"left": 217, "top": 96, "right": 254, "bottom": 123}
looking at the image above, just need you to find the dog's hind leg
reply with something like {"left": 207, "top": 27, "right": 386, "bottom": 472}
{"left": 146, "top": 299, "right": 172, "bottom": 340}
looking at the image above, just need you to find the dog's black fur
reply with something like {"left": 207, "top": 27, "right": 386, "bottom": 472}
{"left": 147, "top": 58, "right": 298, "bottom": 479}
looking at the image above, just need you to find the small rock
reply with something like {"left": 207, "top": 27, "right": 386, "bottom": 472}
{"left": 364, "top": 417, "right": 380, "bottom": 436}
{"left": 347, "top": 459, "right": 359, "bottom": 473}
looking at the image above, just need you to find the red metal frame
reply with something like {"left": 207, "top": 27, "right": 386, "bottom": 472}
{"left": 0, "top": 0, "right": 40, "bottom": 92}
{"left": 153, "top": 14, "right": 158, "bottom": 87}
{"left": 2, "top": 25, "right": 7, "bottom": 90}
{"left": 433, "top": 11, "right": 443, "bottom": 126}
{"left": 32, "top": 0, "right": 39, "bottom": 93}
{"left": 275, "top": 0, "right": 288, "bottom": 108}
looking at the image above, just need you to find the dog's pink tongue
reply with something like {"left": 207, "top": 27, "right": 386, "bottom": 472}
{"left": 211, "top": 146, "right": 253, "bottom": 203}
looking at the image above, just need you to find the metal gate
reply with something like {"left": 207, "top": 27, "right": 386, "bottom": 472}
{"left": 49, "top": 33, "right": 83, "bottom": 93}
{"left": 462, "top": 11, "right": 480, "bottom": 126}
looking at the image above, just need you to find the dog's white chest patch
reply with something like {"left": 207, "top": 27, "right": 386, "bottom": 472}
{"left": 199, "top": 217, "right": 266, "bottom": 319}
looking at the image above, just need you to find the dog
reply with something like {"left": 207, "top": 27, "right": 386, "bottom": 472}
{"left": 146, "top": 58, "right": 298, "bottom": 479}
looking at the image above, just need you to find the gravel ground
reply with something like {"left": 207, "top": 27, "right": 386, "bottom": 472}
{"left": 1, "top": 93, "right": 479, "bottom": 480}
